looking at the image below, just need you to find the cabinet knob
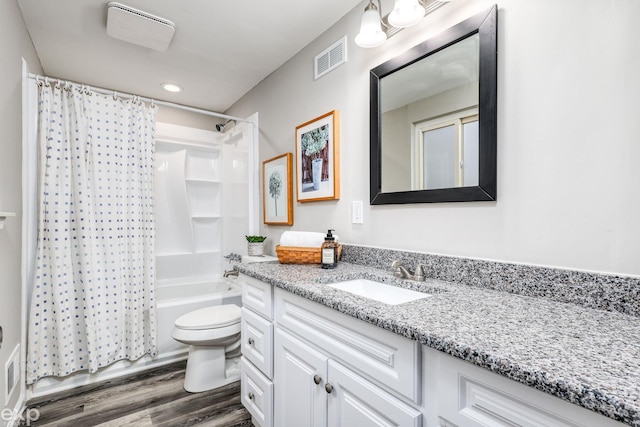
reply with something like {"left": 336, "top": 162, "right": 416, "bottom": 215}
{"left": 248, "top": 392, "right": 254, "bottom": 400}
{"left": 248, "top": 337, "right": 254, "bottom": 345}
{"left": 325, "top": 383, "right": 334, "bottom": 394}
{"left": 313, "top": 375, "right": 322, "bottom": 385}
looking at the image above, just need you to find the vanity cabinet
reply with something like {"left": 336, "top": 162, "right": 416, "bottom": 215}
{"left": 240, "top": 274, "right": 274, "bottom": 427}
{"left": 240, "top": 274, "right": 627, "bottom": 427}
{"left": 274, "top": 288, "right": 422, "bottom": 427}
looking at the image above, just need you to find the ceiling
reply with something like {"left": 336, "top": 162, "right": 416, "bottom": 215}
{"left": 17, "top": 0, "right": 362, "bottom": 113}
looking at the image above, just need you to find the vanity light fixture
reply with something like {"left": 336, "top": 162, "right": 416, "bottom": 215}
{"left": 355, "top": 0, "right": 453, "bottom": 48}
{"left": 161, "top": 82, "right": 182, "bottom": 93}
{"left": 355, "top": 0, "right": 387, "bottom": 48}
{"left": 388, "top": 0, "right": 424, "bottom": 28}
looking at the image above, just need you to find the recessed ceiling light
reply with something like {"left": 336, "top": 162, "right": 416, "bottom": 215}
{"left": 161, "top": 82, "right": 182, "bottom": 93}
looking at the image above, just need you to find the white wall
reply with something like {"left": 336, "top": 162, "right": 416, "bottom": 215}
{"left": 227, "top": 0, "right": 640, "bottom": 277}
{"left": 0, "top": 0, "right": 42, "bottom": 416}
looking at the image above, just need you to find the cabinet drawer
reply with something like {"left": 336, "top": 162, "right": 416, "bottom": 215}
{"left": 241, "top": 274, "right": 273, "bottom": 319}
{"left": 422, "top": 347, "right": 627, "bottom": 427}
{"left": 241, "top": 307, "right": 274, "bottom": 378}
{"left": 275, "top": 288, "right": 420, "bottom": 404}
{"left": 241, "top": 356, "right": 273, "bottom": 427}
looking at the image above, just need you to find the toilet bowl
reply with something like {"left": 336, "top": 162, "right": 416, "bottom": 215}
{"left": 171, "top": 304, "right": 242, "bottom": 392}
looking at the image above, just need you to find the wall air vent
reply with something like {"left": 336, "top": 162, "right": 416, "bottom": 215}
{"left": 314, "top": 36, "right": 347, "bottom": 80}
{"left": 106, "top": 2, "right": 175, "bottom": 51}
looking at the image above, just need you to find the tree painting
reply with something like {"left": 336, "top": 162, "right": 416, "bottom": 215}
{"left": 300, "top": 124, "right": 330, "bottom": 191}
{"left": 300, "top": 125, "right": 329, "bottom": 160}
{"left": 269, "top": 171, "right": 282, "bottom": 215}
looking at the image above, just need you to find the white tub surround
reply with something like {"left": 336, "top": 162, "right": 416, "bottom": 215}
{"left": 155, "top": 123, "right": 244, "bottom": 282}
{"left": 236, "top": 257, "right": 640, "bottom": 426}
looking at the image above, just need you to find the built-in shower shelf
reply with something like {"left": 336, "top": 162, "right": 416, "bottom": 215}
{"left": 0, "top": 212, "right": 16, "bottom": 229}
{"left": 185, "top": 178, "right": 221, "bottom": 184}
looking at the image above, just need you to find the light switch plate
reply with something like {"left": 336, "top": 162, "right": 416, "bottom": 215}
{"left": 352, "top": 201, "right": 364, "bottom": 224}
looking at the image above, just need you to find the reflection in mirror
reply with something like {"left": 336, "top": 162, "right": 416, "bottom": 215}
{"left": 381, "top": 35, "right": 479, "bottom": 192}
{"left": 370, "top": 6, "right": 497, "bottom": 204}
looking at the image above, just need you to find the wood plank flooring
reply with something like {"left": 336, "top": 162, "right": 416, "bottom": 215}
{"left": 21, "top": 361, "right": 254, "bottom": 427}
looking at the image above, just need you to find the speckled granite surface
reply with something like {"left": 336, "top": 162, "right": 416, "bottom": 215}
{"left": 235, "top": 260, "right": 640, "bottom": 426}
{"left": 341, "top": 244, "right": 640, "bottom": 317}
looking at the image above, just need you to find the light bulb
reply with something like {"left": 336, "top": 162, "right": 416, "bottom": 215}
{"left": 355, "top": 2, "right": 387, "bottom": 48}
{"left": 388, "top": 0, "right": 425, "bottom": 28}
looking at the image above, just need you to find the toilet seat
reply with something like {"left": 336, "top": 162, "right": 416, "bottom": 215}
{"left": 175, "top": 304, "right": 241, "bottom": 330}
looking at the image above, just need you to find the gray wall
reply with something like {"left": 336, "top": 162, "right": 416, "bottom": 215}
{"left": 156, "top": 105, "right": 224, "bottom": 132}
{"left": 0, "top": 0, "right": 42, "bottom": 414}
{"left": 227, "top": 0, "right": 640, "bottom": 277}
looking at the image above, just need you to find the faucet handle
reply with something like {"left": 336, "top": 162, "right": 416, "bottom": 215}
{"left": 414, "top": 264, "right": 425, "bottom": 281}
{"left": 390, "top": 260, "right": 404, "bottom": 277}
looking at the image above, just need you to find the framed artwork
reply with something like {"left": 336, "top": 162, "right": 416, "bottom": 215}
{"left": 295, "top": 110, "right": 340, "bottom": 202}
{"left": 263, "top": 153, "right": 293, "bottom": 225}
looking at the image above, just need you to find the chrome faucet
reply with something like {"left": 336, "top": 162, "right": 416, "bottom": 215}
{"left": 223, "top": 252, "right": 241, "bottom": 278}
{"left": 223, "top": 269, "right": 239, "bottom": 278}
{"left": 390, "top": 260, "right": 426, "bottom": 281}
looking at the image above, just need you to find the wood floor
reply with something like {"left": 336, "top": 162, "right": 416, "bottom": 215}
{"left": 21, "top": 361, "right": 254, "bottom": 427}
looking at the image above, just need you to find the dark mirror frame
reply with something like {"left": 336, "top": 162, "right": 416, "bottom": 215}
{"left": 370, "top": 5, "right": 497, "bottom": 204}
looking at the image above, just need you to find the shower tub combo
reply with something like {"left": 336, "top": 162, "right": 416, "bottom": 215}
{"left": 28, "top": 122, "right": 251, "bottom": 397}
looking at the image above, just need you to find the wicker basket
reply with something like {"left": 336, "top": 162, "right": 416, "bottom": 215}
{"left": 275, "top": 244, "right": 342, "bottom": 264}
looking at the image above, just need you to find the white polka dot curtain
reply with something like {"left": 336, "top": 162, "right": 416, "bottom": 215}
{"left": 27, "top": 82, "right": 158, "bottom": 383}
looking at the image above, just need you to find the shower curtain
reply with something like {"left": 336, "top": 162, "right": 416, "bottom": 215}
{"left": 27, "top": 81, "right": 158, "bottom": 384}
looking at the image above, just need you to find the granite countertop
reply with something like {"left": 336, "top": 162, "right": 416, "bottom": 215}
{"left": 235, "top": 261, "right": 640, "bottom": 426}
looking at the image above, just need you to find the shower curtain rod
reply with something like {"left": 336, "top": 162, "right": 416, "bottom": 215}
{"left": 27, "top": 73, "right": 252, "bottom": 124}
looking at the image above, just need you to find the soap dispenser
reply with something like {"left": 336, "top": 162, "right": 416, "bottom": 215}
{"left": 321, "top": 229, "right": 338, "bottom": 269}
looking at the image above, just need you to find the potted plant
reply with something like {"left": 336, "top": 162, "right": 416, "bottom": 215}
{"left": 246, "top": 235, "right": 267, "bottom": 256}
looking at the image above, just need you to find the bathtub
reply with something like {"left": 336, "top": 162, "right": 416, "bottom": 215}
{"left": 30, "top": 277, "right": 243, "bottom": 398}
{"left": 156, "top": 277, "right": 243, "bottom": 357}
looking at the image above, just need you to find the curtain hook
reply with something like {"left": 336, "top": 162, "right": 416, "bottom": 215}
{"left": 113, "top": 91, "right": 118, "bottom": 101}
{"left": 44, "top": 76, "right": 49, "bottom": 86}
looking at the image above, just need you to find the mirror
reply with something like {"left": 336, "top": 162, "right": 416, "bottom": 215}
{"left": 370, "top": 6, "right": 497, "bottom": 204}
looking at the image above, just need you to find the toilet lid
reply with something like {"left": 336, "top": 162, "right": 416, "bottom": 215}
{"left": 175, "top": 304, "right": 241, "bottom": 330}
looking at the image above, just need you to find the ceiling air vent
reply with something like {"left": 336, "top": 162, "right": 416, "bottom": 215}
{"left": 314, "top": 36, "right": 347, "bottom": 80}
{"left": 106, "top": 2, "right": 175, "bottom": 51}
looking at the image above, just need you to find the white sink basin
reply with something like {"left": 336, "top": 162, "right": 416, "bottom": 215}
{"left": 327, "top": 279, "right": 430, "bottom": 305}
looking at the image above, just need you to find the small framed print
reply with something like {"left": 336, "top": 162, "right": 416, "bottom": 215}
{"left": 263, "top": 153, "right": 293, "bottom": 225}
{"left": 295, "top": 110, "right": 340, "bottom": 202}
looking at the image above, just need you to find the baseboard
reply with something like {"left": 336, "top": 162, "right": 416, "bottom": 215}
{"left": 28, "top": 350, "right": 188, "bottom": 400}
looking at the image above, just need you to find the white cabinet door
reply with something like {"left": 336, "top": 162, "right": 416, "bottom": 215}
{"left": 327, "top": 360, "right": 422, "bottom": 427}
{"left": 274, "top": 328, "right": 327, "bottom": 427}
{"left": 275, "top": 327, "right": 328, "bottom": 427}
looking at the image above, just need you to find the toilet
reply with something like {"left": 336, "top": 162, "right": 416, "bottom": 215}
{"left": 171, "top": 304, "right": 242, "bottom": 392}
